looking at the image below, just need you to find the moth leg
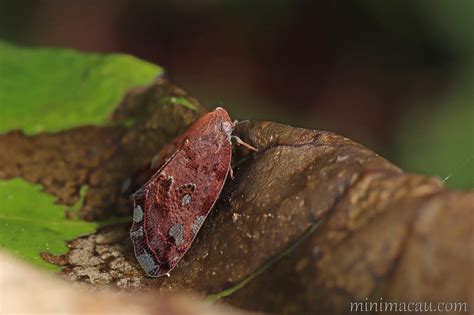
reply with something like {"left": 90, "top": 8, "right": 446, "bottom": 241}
{"left": 229, "top": 166, "right": 235, "bottom": 180}
{"left": 231, "top": 135, "right": 258, "bottom": 152}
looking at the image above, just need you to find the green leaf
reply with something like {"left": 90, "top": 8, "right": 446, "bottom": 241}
{"left": 0, "top": 40, "right": 163, "bottom": 134}
{"left": 0, "top": 179, "right": 98, "bottom": 270}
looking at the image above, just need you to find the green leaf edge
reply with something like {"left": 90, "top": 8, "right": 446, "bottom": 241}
{"left": 0, "top": 40, "right": 163, "bottom": 134}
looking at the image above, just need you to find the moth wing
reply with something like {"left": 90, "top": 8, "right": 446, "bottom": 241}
{"left": 130, "top": 141, "right": 189, "bottom": 277}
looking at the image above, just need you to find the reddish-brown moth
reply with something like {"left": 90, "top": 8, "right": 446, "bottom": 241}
{"left": 130, "top": 107, "right": 257, "bottom": 277}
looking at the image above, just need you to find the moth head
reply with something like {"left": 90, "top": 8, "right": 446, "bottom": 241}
{"left": 214, "top": 107, "right": 233, "bottom": 140}
{"left": 221, "top": 120, "right": 233, "bottom": 138}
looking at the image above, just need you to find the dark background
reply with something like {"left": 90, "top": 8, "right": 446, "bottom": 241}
{"left": 1, "top": 0, "right": 472, "bottom": 188}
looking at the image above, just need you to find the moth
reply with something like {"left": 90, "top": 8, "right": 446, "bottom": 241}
{"left": 130, "top": 107, "right": 257, "bottom": 277}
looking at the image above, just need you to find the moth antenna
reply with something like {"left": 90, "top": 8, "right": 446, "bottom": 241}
{"left": 442, "top": 154, "right": 474, "bottom": 183}
{"left": 233, "top": 119, "right": 249, "bottom": 127}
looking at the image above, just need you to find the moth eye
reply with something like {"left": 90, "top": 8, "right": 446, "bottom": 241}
{"left": 221, "top": 121, "right": 233, "bottom": 135}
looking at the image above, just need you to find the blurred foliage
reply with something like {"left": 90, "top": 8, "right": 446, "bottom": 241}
{"left": 419, "top": 0, "right": 474, "bottom": 54}
{"left": 393, "top": 1, "right": 474, "bottom": 189}
{"left": 396, "top": 72, "right": 474, "bottom": 189}
{"left": 0, "top": 40, "right": 162, "bottom": 134}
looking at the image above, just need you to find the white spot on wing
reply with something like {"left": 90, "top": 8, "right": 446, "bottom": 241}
{"left": 133, "top": 205, "right": 143, "bottom": 223}
{"left": 191, "top": 215, "right": 206, "bottom": 235}
{"left": 182, "top": 194, "right": 192, "bottom": 206}
{"left": 137, "top": 250, "right": 158, "bottom": 275}
{"left": 169, "top": 223, "right": 184, "bottom": 245}
{"left": 130, "top": 226, "right": 144, "bottom": 238}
